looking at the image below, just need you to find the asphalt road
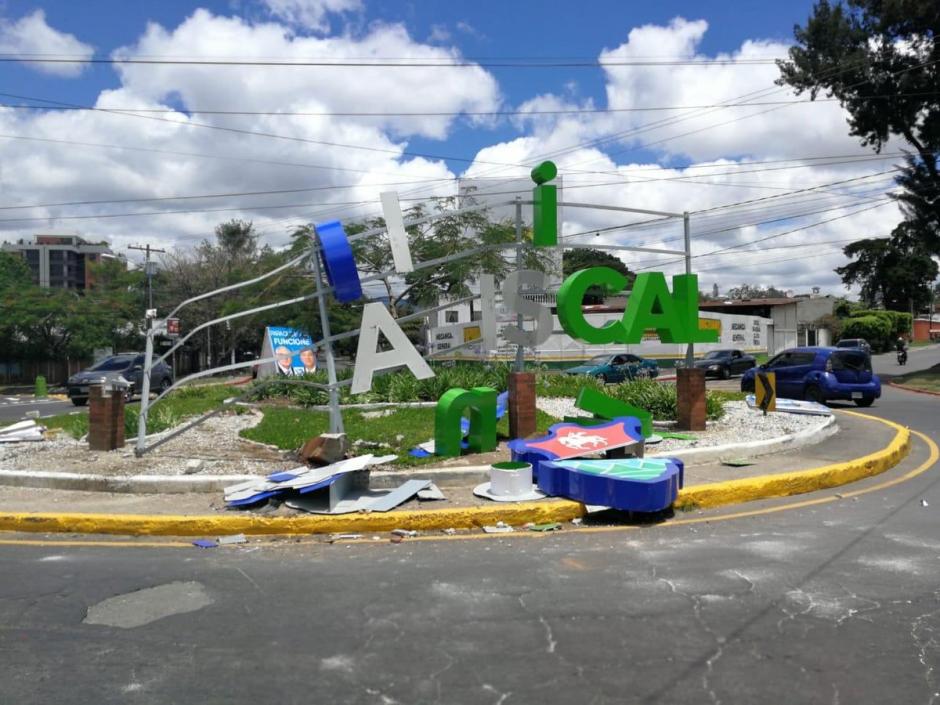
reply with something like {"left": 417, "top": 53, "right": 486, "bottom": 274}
{"left": 0, "top": 356, "right": 939, "bottom": 703}
{"left": 0, "top": 395, "right": 76, "bottom": 423}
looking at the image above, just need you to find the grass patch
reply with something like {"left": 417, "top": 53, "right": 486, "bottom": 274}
{"left": 42, "top": 384, "right": 237, "bottom": 440}
{"left": 241, "top": 404, "right": 563, "bottom": 467}
{"left": 892, "top": 364, "right": 940, "bottom": 393}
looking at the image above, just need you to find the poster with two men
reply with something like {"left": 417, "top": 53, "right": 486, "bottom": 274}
{"left": 258, "top": 326, "right": 318, "bottom": 378}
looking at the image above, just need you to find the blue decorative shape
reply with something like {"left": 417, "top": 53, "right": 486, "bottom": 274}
{"left": 315, "top": 219, "right": 362, "bottom": 303}
{"left": 192, "top": 539, "right": 218, "bottom": 548}
{"left": 268, "top": 471, "right": 298, "bottom": 483}
{"left": 226, "top": 490, "right": 281, "bottom": 507}
{"left": 507, "top": 416, "right": 645, "bottom": 479}
{"left": 409, "top": 447, "right": 432, "bottom": 458}
{"left": 297, "top": 476, "right": 342, "bottom": 495}
{"left": 537, "top": 457, "right": 684, "bottom": 513}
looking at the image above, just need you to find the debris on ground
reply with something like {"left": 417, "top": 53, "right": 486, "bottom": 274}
{"left": 391, "top": 529, "right": 417, "bottom": 538}
{"left": 327, "top": 533, "right": 363, "bottom": 543}
{"left": 442, "top": 528, "right": 457, "bottom": 535}
{"left": 0, "top": 419, "right": 45, "bottom": 443}
{"left": 528, "top": 522, "right": 562, "bottom": 532}
{"left": 299, "top": 432, "right": 348, "bottom": 466}
{"left": 571, "top": 517, "right": 583, "bottom": 525}
{"left": 922, "top": 499, "right": 929, "bottom": 508}
{"left": 721, "top": 458, "right": 755, "bottom": 467}
{"left": 192, "top": 539, "right": 218, "bottom": 548}
{"left": 285, "top": 477, "right": 431, "bottom": 515}
{"left": 184, "top": 459, "right": 205, "bottom": 475}
{"left": 417, "top": 483, "right": 446, "bottom": 501}
{"left": 217, "top": 534, "right": 247, "bottom": 545}
{"left": 482, "top": 521, "right": 514, "bottom": 534}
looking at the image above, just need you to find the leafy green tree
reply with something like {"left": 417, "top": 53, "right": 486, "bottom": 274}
{"left": 726, "top": 283, "right": 789, "bottom": 300}
{"left": 835, "top": 225, "right": 938, "bottom": 310}
{"left": 777, "top": 0, "right": 940, "bottom": 252}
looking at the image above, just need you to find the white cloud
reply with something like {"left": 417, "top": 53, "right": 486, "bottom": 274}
{"left": 0, "top": 9, "right": 499, "bottom": 257}
{"left": 0, "top": 9, "right": 94, "bottom": 77}
{"left": 260, "top": 0, "right": 361, "bottom": 32}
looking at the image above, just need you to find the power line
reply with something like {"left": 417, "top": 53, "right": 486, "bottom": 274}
{"left": 0, "top": 55, "right": 783, "bottom": 68}
{"left": 3, "top": 93, "right": 935, "bottom": 117}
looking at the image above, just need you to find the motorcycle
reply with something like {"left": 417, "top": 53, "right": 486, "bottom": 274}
{"left": 897, "top": 348, "right": 908, "bottom": 365}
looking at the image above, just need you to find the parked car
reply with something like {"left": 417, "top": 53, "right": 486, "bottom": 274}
{"left": 740, "top": 346, "right": 880, "bottom": 407}
{"left": 67, "top": 353, "right": 174, "bottom": 406}
{"left": 835, "top": 338, "right": 872, "bottom": 355}
{"left": 564, "top": 353, "right": 659, "bottom": 383}
{"left": 680, "top": 349, "right": 756, "bottom": 379}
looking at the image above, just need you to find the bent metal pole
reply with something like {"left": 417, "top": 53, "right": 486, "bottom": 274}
{"left": 135, "top": 318, "right": 155, "bottom": 454}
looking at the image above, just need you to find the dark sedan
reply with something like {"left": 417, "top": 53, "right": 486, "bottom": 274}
{"left": 67, "top": 353, "right": 174, "bottom": 406}
{"left": 684, "top": 349, "right": 757, "bottom": 379}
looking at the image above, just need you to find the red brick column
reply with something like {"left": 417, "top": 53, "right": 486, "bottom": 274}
{"left": 88, "top": 384, "right": 126, "bottom": 451}
{"left": 676, "top": 368, "right": 706, "bottom": 431}
{"left": 508, "top": 372, "right": 537, "bottom": 439}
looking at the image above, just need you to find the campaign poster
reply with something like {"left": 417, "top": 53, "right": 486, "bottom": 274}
{"left": 258, "top": 326, "right": 317, "bottom": 378}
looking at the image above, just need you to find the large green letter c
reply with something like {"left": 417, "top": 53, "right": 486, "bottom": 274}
{"left": 557, "top": 266, "right": 628, "bottom": 344}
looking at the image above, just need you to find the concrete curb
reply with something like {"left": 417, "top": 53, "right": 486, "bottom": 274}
{"left": 0, "top": 412, "right": 911, "bottom": 537}
{"left": 0, "top": 414, "right": 838, "bottom": 494}
{"left": 673, "top": 411, "right": 910, "bottom": 510}
{"left": 887, "top": 382, "right": 940, "bottom": 397}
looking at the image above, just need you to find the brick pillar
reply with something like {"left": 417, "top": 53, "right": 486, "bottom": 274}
{"left": 88, "top": 383, "right": 126, "bottom": 451}
{"left": 508, "top": 372, "right": 536, "bottom": 439}
{"left": 676, "top": 368, "right": 706, "bottom": 431}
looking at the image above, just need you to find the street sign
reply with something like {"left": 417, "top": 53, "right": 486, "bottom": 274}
{"left": 755, "top": 371, "right": 776, "bottom": 414}
{"left": 165, "top": 318, "right": 181, "bottom": 338}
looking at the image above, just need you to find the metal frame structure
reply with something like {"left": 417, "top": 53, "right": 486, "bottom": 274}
{"left": 134, "top": 190, "right": 692, "bottom": 456}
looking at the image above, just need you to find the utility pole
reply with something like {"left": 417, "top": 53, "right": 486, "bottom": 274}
{"left": 128, "top": 243, "right": 167, "bottom": 310}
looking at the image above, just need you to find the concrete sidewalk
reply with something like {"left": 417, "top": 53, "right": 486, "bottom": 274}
{"left": 0, "top": 409, "right": 896, "bottom": 520}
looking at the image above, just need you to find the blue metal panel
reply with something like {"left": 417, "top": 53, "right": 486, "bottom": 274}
{"left": 315, "top": 219, "right": 362, "bottom": 303}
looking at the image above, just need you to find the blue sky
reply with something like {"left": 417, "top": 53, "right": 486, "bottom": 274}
{"left": 0, "top": 0, "right": 905, "bottom": 292}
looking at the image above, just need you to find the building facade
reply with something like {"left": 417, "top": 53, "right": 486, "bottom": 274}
{"left": 1, "top": 234, "right": 120, "bottom": 290}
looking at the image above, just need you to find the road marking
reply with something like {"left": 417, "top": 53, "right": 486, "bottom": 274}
{"left": 0, "top": 431, "right": 934, "bottom": 551}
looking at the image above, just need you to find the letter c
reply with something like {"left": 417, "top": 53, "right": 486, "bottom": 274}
{"left": 557, "top": 266, "right": 628, "bottom": 344}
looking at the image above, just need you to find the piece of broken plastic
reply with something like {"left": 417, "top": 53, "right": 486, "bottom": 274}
{"left": 192, "top": 539, "right": 218, "bottom": 548}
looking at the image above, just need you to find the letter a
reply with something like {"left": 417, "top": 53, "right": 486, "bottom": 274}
{"left": 351, "top": 303, "right": 434, "bottom": 394}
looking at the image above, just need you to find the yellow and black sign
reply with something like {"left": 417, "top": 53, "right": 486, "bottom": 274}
{"left": 755, "top": 371, "right": 776, "bottom": 414}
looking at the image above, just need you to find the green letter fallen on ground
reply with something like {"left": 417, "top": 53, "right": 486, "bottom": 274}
{"left": 434, "top": 386, "right": 498, "bottom": 457}
{"left": 575, "top": 387, "right": 652, "bottom": 438}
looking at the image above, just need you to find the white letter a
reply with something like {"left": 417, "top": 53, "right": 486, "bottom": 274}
{"left": 351, "top": 303, "right": 434, "bottom": 394}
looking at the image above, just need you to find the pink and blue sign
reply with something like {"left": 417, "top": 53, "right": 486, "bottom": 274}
{"left": 507, "top": 417, "right": 645, "bottom": 476}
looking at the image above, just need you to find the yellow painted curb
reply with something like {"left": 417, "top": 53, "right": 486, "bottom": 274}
{"left": 673, "top": 411, "right": 911, "bottom": 510}
{"left": 0, "top": 412, "right": 912, "bottom": 537}
{"left": 0, "top": 500, "right": 585, "bottom": 538}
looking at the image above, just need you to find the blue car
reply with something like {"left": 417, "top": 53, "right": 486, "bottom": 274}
{"left": 741, "top": 347, "right": 881, "bottom": 407}
{"left": 565, "top": 353, "right": 659, "bottom": 383}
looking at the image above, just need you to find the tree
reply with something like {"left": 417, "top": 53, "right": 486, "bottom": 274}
{"left": 777, "top": 0, "right": 940, "bottom": 252}
{"left": 835, "top": 225, "right": 938, "bottom": 310}
{"left": 562, "top": 248, "right": 635, "bottom": 303}
{"left": 726, "top": 284, "right": 789, "bottom": 300}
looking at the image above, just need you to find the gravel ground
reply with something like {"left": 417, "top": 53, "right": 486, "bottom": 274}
{"left": 0, "top": 400, "right": 828, "bottom": 478}
{"left": 0, "top": 410, "right": 293, "bottom": 477}
{"left": 536, "top": 398, "right": 828, "bottom": 453}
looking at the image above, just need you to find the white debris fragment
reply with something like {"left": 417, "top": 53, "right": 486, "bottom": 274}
{"left": 184, "top": 459, "right": 205, "bottom": 475}
{"left": 391, "top": 529, "right": 417, "bottom": 538}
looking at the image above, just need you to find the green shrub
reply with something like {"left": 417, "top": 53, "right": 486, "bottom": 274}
{"left": 842, "top": 315, "right": 892, "bottom": 351}
{"left": 853, "top": 309, "right": 911, "bottom": 340}
{"left": 536, "top": 373, "right": 603, "bottom": 398}
{"left": 606, "top": 379, "right": 725, "bottom": 421}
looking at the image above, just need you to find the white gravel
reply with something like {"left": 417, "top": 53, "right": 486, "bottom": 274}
{"left": 536, "top": 398, "right": 826, "bottom": 453}
{"left": 0, "top": 410, "right": 292, "bottom": 477}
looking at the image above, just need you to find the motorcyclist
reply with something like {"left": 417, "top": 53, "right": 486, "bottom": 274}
{"left": 896, "top": 336, "right": 908, "bottom": 364}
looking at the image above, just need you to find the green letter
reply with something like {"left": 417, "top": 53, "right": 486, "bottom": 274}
{"left": 531, "top": 161, "right": 558, "bottom": 247}
{"left": 621, "top": 272, "right": 686, "bottom": 344}
{"left": 575, "top": 387, "right": 652, "bottom": 438}
{"left": 672, "top": 274, "right": 719, "bottom": 343}
{"left": 434, "top": 386, "right": 498, "bottom": 457}
{"left": 557, "top": 266, "right": 628, "bottom": 343}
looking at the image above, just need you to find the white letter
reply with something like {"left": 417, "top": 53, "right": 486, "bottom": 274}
{"left": 380, "top": 191, "right": 414, "bottom": 273}
{"left": 501, "top": 269, "right": 553, "bottom": 347}
{"left": 351, "top": 303, "right": 434, "bottom": 394}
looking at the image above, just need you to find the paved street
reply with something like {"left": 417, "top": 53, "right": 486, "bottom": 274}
{"left": 0, "top": 355, "right": 937, "bottom": 703}
{"left": 0, "top": 395, "right": 76, "bottom": 423}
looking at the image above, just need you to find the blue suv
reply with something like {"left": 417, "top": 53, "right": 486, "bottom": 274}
{"left": 741, "top": 347, "right": 881, "bottom": 407}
